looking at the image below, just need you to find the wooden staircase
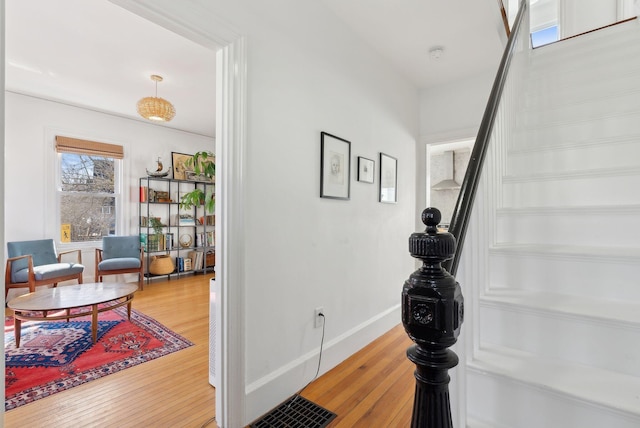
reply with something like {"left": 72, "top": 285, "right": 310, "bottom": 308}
{"left": 464, "top": 19, "right": 640, "bottom": 428}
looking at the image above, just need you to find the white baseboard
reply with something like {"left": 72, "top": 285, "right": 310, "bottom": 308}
{"left": 244, "top": 304, "right": 401, "bottom": 423}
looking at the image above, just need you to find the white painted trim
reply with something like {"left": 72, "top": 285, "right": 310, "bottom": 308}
{"left": 1, "top": 0, "right": 6, "bottom": 417}
{"left": 108, "top": 0, "right": 239, "bottom": 49}
{"left": 215, "top": 36, "right": 248, "bottom": 428}
{"left": 98, "top": 2, "right": 249, "bottom": 426}
{"left": 503, "top": 165, "right": 640, "bottom": 182}
{"left": 244, "top": 305, "right": 401, "bottom": 423}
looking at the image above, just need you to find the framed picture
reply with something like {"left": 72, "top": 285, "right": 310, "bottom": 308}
{"left": 171, "top": 152, "right": 193, "bottom": 180}
{"left": 357, "top": 157, "right": 374, "bottom": 183}
{"left": 379, "top": 152, "right": 397, "bottom": 203}
{"left": 320, "top": 132, "right": 351, "bottom": 200}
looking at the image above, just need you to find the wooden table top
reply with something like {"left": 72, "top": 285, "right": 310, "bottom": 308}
{"left": 7, "top": 282, "right": 138, "bottom": 312}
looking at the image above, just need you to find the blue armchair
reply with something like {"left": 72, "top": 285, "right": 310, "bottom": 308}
{"left": 95, "top": 236, "right": 144, "bottom": 290}
{"left": 5, "top": 239, "right": 85, "bottom": 298}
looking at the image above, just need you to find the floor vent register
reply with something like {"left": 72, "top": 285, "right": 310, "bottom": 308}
{"left": 250, "top": 395, "right": 337, "bottom": 428}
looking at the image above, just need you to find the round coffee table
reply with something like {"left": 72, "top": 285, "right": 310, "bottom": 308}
{"left": 7, "top": 282, "right": 138, "bottom": 348}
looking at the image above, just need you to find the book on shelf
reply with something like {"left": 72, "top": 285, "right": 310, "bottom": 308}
{"left": 165, "top": 233, "right": 174, "bottom": 250}
{"left": 140, "top": 233, "right": 165, "bottom": 252}
{"left": 140, "top": 186, "right": 148, "bottom": 202}
{"left": 196, "top": 231, "right": 215, "bottom": 247}
{"left": 178, "top": 214, "right": 196, "bottom": 226}
{"left": 188, "top": 250, "right": 204, "bottom": 271}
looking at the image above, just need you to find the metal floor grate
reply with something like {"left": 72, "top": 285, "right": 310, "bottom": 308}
{"left": 250, "top": 395, "right": 337, "bottom": 428}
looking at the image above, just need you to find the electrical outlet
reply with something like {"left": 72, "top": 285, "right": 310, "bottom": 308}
{"left": 314, "top": 307, "right": 324, "bottom": 328}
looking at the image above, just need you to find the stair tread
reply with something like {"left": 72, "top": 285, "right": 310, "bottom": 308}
{"left": 497, "top": 204, "right": 640, "bottom": 216}
{"left": 469, "top": 344, "right": 640, "bottom": 417}
{"left": 503, "top": 165, "right": 640, "bottom": 182}
{"left": 508, "top": 134, "right": 640, "bottom": 154}
{"left": 490, "top": 243, "right": 640, "bottom": 260}
{"left": 480, "top": 288, "right": 640, "bottom": 326}
{"left": 467, "top": 418, "right": 501, "bottom": 428}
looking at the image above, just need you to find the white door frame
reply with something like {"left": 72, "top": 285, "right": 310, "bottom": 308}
{"left": 107, "top": 1, "right": 248, "bottom": 426}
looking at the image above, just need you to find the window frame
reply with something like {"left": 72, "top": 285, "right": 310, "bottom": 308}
{"left": 54, "top": 141, "right": 124, "bottom": 249}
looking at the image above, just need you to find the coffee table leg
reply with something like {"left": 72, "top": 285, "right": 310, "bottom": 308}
{"left": 92, "top": 303, "right": 98, "bottom": 343}
{"left": 127, "top": 297, "right": 132, "bottom": 320}
{"left": 14, "top": 314, "right": 22, "bottom": 348}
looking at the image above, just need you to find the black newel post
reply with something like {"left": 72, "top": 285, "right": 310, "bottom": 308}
{"left": 402, "top": 207, "right": 464, "bottom": 428}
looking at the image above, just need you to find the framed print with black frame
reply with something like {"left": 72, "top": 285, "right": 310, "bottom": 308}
{"left": 379, "top": 152, "right": 397, "bottom": 203}
{"left": 357, "top": 156, "right": 374, "bottom": 183}
{"left": 320, "top": 132, "right": 351, "bottom": 200}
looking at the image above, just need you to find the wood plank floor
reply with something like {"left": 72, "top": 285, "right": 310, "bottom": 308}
{"left": 301, "top": 324, "right": 415, "bottom": 428}
{"left": 4, "top": 275, "right": 415, "bottom": 427}
{"left": 5, "top": 274, "right": 217, "bottom": 428}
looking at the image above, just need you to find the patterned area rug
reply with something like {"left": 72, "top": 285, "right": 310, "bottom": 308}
{"left": 5, "top": 306, "right": 193, "bottom": 410}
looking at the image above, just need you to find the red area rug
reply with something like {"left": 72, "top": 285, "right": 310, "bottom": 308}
{"left": 4, "top": 306, "right": 193, "bottom": 410}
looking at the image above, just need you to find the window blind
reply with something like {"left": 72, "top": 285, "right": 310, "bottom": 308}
{"left": 55, "top": 136, "right": 124, "bottom": 159}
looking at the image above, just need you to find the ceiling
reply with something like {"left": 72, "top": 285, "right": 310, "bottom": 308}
{"left": 5, "top": 0, "right": 218, "bottom": 137}
{"left": 5, "top": 0, "right": 507, "bottom": 138}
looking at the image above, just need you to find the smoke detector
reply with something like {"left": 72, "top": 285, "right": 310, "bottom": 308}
{"left": 429, "top": 47, "right": 444, "bottom": 60}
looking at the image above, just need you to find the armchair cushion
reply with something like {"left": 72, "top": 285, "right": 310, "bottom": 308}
{"left": 95, "top": 235, "right": 143, "bottom": 290}
{"left": 13, "top": 263, "right": 85, "bottom": 284}
{"left": 5, "top": 239, "right": 84, "bottom": 297}
{"left": 102, "top": 236, "right": 141, "bottom": 260}
{"left": 98, "top": 257, "right": 141, "bottom": 272}
{"left": 8, "top": 239, "right": 58, "bottom": 282}
{"left": 7, "top": 239, "right": 83, "bottom": 284}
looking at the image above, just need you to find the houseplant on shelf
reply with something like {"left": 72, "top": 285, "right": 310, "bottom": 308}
{"left": 147, "top": 217, "right": 164, "bottom": 252}
{"left": 179, "top": 151, "right": 216, "bottom": 214}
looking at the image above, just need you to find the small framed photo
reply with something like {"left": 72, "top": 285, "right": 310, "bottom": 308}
{"left": 171, "top": 152, "right": 193, "bottom": 180}
{"left": 320, "top": 132, "right": 351, "bottom": 200}
{"left": 379, "top": 152, "right": 397, "bottom": 203}
{"left": 357, "top": 157, "right": 374, "bottom": 183}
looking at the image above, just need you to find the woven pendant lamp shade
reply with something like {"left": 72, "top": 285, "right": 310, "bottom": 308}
{"left": 137, "top": 75, "right": 176, "bottom": 122}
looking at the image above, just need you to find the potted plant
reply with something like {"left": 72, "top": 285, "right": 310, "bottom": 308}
{"left": 179, "top": 151, "right": 215, "bottom": 214}
{"left": 147, "top": 217, "right": 164, "bottom": 252}
{"left": 149, "top": 217, "right": 164, "bottom": 235}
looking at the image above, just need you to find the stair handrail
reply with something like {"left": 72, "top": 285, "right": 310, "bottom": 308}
{"left": 444, "top": 0, "right": 528, "bottom": 275}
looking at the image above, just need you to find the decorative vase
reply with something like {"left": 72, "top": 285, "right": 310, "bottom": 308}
{"left": 149, "top": 255, "right": 175, "bottom": 275}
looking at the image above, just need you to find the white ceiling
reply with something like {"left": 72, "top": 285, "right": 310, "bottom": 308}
{"left": 5, "top": 0, "right": 506, "bottom": 138}
{"left": 321, "top": 0, "right": 505, "bottom": 88}
{"left": 6, "top": 0, "right": 217, "bottom": 137}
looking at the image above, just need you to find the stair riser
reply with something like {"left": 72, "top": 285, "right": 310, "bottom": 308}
{"left": 489, "top": 252, "right": 640, "bottom": 300}
{"left": 518, "top": 93, "right": 640, "bottom": 129}
{"left": 525, "top": 57, "right": 640, "bottom": 93}
{"left": 503, "top": 173, "right": 640, "bottom": 207}
{"left": 524, "top": 72, "right": 640, "bottom": 110}
{"left": 467, "top": 370, "right": 640, "bottom": 428}
{"left": 479, "top": 304, "right": 640, "bottom": 377}
{"left": 496, "top": 211, "right": 640, "bottom": 247}
{"left": 511, "top": 112, "right": 640, "bottom": 150}
{"left": 507, "top": 141, "right": 640, "bottom": 175}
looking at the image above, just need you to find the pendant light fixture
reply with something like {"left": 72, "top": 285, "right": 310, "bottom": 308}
{"left": 137, "top": 74, "right": 176, "bottom": 122}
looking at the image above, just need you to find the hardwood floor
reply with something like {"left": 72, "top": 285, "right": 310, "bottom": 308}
{"left": 301, "top": 324, "right": 415, "bottom": 428}
{"left": 5, "top": 274, "right": 217, "bottom": 428}
{"left": 4, "top": 275, "right": 416, "bottom": 428}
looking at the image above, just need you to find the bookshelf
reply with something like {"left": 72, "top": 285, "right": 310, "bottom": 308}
{"left": 139, "top": 176, "right": 215, "bottom": 283}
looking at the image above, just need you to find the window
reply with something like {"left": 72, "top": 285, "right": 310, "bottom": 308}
{"left": 531, "top": 25, "right": 558, "bottom": 48}
{"left": 56, "top": 136, "right": 123, "bottom": 243}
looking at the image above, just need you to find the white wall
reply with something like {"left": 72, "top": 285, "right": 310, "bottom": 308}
{"left": 236, "top": 5, "right": 419, "bottom": 421}
{"left": 4, "top": 91, "right": 214, "bottom": 289}
{"left": 416, "top": 69, "right": 496, "bottom": 229}
{"left": 131, "top": 0, "right": 419, "bottom": 423}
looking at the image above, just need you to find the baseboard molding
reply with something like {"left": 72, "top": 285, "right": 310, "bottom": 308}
{"left": 244, "top": 304, "right": 402, "bottom": 423}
